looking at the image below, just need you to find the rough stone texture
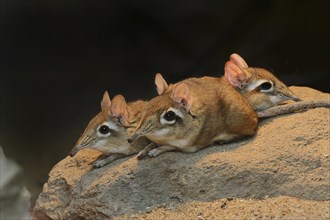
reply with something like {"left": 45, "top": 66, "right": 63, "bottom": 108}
{"left": 33, "top": 87, "right": 330, "bottom": 219}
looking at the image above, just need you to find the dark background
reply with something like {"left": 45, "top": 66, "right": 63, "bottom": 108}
{"left": 1, "top": 0, "right": 329, "bottom": 204}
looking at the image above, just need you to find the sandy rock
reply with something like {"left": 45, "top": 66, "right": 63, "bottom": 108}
{"left": 33, "top": 86, "right": 330, "bottom": 219}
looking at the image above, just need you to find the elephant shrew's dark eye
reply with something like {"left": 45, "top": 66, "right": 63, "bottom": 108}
{"left": 163, "top": 110, "right": 176, "bottom": 121}
{"left": 98, "top": 125, "right": 110, "bottom": 135}
{"left": 259, "top": 82, "right": 272, "bottom": 91}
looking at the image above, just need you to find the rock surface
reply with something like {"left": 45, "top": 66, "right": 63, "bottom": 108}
{"left": 33, "top": 86, "right": 330, "bottom": 219}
